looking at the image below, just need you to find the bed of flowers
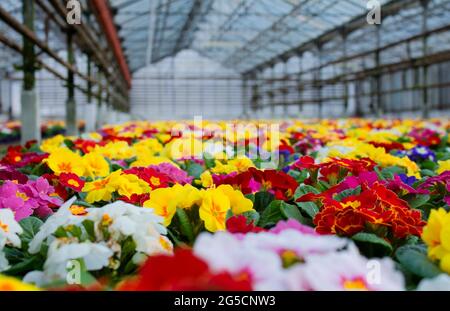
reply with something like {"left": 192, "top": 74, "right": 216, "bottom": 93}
{"left": 0, "top": 118, "right": 449, "bottom": 291}
{"left": 0, "top": 120, "right": 85, "bottom": 145}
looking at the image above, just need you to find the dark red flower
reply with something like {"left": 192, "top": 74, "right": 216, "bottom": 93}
{"left": 73, "top": 139, "right": 97, "bottom": 154}
{"left": 59, "top": 173, "right": 85, "bottom": 192}
{"left": 117, "top": 249, "right": 252, "bottom": 291}
{"left": 124, "top": 167, "right": 172, "bottom": 189}
{"left": 118, "top": 193, "right": 150, "bottom": 206}
{"left": 226, "top": 215, "right": 265, "bottom": 234}
{"left": 42, "top": 173, "right": 68, "bottom": 200}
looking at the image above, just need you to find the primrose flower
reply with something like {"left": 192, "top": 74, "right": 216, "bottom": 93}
{"left": 0, "top": 209, "right": 23, "bottom": 272}
{"left": 437, "top": 160, "right": 450, "bottom": 175}
{"left": 45, "top": 148, "right": 85, "bottom": 176}
{"left": 143, "top": 187, "right": 179, "bottom": 226}
{"left": 82, "top": 152, "right": 110, "bottom": 178}
{"left": 39, "top": 135, "right": 65, "bottom": 153}
{"left": 23, "top": 177, "right": 63, "bottom": 218}
{"left": 59, "top": 173, "right": 85, "bottom": 192}
{"left": 422, "top": 208, "right": 450, "bottom": 274}
{"left": 82, "top": 170, "right": 123, "bottom": 204}
{"left": 199, "top": 187, "right": 230, "bottom": 232}
{"left": 24, "top": 241, "right": 114, "bottom": 287}
{"left": 0, "top": 181, "right": 37, "bottom": 220}
{"left": 149, "top": 162, "right": 193, "bottom": 185}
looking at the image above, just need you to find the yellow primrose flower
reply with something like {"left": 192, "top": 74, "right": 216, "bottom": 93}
{"left": 165, "top": 137, "right": 203, "bottom": 160}
{"left": 45, "top": 148, "right": 85, "bottom": 176}
{"left": 130, "top": 155, "right": 177, "bottom": 168}
{"left": 82, "top": 152, "right": 110, "bottom": 178}
{"left": 143, "top": 187, "right": 179, "bottom": 226}
{"left": 176, "top": 184, "right": 202, "bottom": 209}
{"left": 82, "top": 170, "right": 122, "bottom": 203}
{"left": 210, "top": 160, "right": 237, "bottom": 174}
{"left": 422, "top": 208, "right": 450, "bottom": 274}
{"left": 199, "top": 187, "right": 230, "bottom": 232}
{"left": 0, "top": 275, "right": 40, "bottom": 291}
{"left": 437, "top": 160, "right": 450, "bottom": 175}
{"left": 227, "top": 157, "right": 255, "bottom": 173}
{"left": 40, "top": 134, "right": 65, "bottom": 153}
{"left": 95, "top": 141, "right": 135, "bottom": 160}
{"left": 217, "top": 184, "right": 254, "bottom": 215}
{"left": 108, "top": 173, "right": 150, "bottom": 198}
{"left": 199, "top": 171, "right": 213, "bottom": 188}
{"left": 133, "top": 138, "right": 163, "bottom": 155}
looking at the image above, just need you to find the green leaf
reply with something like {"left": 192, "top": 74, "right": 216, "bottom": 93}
{"left": 352, "top": 232, "right": 393, "bottom": 253}
{"left": 241, "top": 210, "right": 260, "bottom": 225}
{"left": 421, "top": 160, "right": 437, "bottom": 170}
{"left": 296, "top": 201, "right": 319, "bottom": 218}
{"left": 280, "top": 202, "right": 307, "bottom": 224}
{"left": 253, "top": 191, "right": 275, "bottom": 213}
{"left": 82, "top": 220, "right": 96, "bottom": 242}
{"left": 176, "top": 208, "right": 195, "bottom": 243}
{"left": 64, "top": 139, "right": 75, "bottom": 149}
{"left": 405, "top": 194, "right": 430, "bottom": 209}
{"left": 19, "top": 217, "right": 43, "bottom": 245}
{"left": 333, "top": 186, "right": 361, "bottom": 202}
{"left": 4, "top": 255, "right": 42, "bottom": 276}
{"left": 288, "top": 169, "right": 308, "bottom": 183}
{"left": 294, "top": 185, "right": 320, "bottom": 200}
{"left": 396, "top": 245, "right": 442, "bottom": 278}
{"left": 381, "top": 166, "right": 405, "bottom": 179}
{"left": 258, "top": 200, "right": 284, "bottom": 227}
{"left": 186, "top": 162, "right": 204, "bottom": 179}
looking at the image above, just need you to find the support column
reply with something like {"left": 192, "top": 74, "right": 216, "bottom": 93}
{"left": 341, "top": 31, "right": 349, "bottom": 116}
{"left": 282, "top": 59, "right": 288, "bottom": 117}
{"left": 374, "top": 25, "right": 383, "bottom": 117}
{"left": 316, "top": 44, "right": 323, "bottom": 119}
{"left": 66, "top": 30, "right": 77, "bottom": 136}
{"left": 297, "top": 53, "right": 303, "bottom": 115}
{"left": 242, "top": 75, "right": 249, "bottom": 119}
{"left": 421, "top": 0, "right": 430, "bottom": 119}
{"left": 21, "top": 0, "right": 41, "bottom": 144}
{"left": 85, "top": 54, "right": 96, "bottom": 132}
{"left": 270, "top": 65, "right": 275, "bottom": 117}
{"left": 96, "top": 68, "right": 103, "bottom": 129}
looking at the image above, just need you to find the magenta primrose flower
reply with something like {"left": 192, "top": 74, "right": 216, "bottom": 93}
{"left": 0, "top": 177, "right": 63, "bottom": 221}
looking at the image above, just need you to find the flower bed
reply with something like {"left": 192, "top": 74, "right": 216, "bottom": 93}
{"left": 0, "top": 118, "right": 449, "bottom": 291}
{"left": 0, "top": 121, "right": 85, "bottom": 145}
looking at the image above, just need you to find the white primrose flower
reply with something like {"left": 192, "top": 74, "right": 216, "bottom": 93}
{"left": 29, "top": 197, "right": 82, "bottom": 254}
{"left": 0, "top": 209, "right": 23, "bottom": 272}
{"left": 24, "top": 240, "right": 113, "bottom": 286}
{"left": 85, "top": 200, "right": 172, "bottom": 255}
{"left": 285, "top": 245, "right": 405, "bottom": 291}
{"left": 194, "top": 229, "right": 352, "bottom": 291}
{"left": 417, "top": 274, "right": 450, "bottom": 291}
{"left": 26, "top": 198, "right": 173, "bottom": 285}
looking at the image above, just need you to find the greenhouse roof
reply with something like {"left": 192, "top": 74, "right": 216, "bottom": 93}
{"left": 110, "top": 0, "right": 392, "bottom": 73}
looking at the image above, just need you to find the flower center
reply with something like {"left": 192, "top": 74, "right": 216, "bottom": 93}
{"left": 68, "top": 179, "right": 80, "bottom": 188}
{"left": 58, "top": 162, "right": 73, "bottom": 172}
{"left": 69, "top": 205, "right": 88, "bottom": 216}
{"left": 16, "top": 191, "right": 29, "bottom": 201}
{"left": 102, "top": 213, "right": 113, "bottom": 226}
{"left": 159, "top": 236, "right": 173, "bottom": 252}
{"left": 280, "top": 249, "right": 304, "bottom": 268}
{"left": 342, "top": 277, "right": 368, "bottom": 291}
{"left": 150, "top": 176, "right": 161, "bottom": 186}
{"left": 0, "top": 221, "right": 9, "bottom": 232}
{"left": 341, "top": 200, "right": 361, "bottom": 209}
